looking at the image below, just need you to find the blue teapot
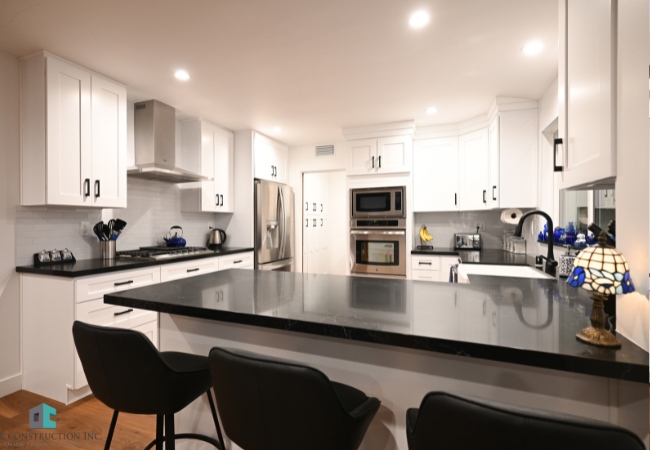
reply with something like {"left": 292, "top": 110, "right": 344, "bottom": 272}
{"left": 163, "top": 226, "right": 186, "bottom": 247}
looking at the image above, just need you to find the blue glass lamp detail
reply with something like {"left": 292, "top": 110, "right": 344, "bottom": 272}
{"left": 566, "top": 231, "right": 634, "bottom": 348}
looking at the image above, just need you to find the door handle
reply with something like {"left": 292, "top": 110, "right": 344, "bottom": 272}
{"left": 320, "top": 218, "right": 323, "bottom": 227}
{"left": 482, "top": 190, "right": 486, "bottom": 203}
{"left": 492, "top": 186, "right": 497, "bottom": 201}
{"left": 113, "top": 308, "right": 133, "bottom": 316}
{"left": 312, "top": 218, "right": 316, "bottom": 227}
{"left": 455, "top": 193, "right": 457, "bottom": 206}
{"left": 371, "top": 156, "right": 375, "bottom": 168}
{"left": 313, "top": 202, "right": 316, "bottom": 212}
{"left": 306, "top": 219, "right": 308, "bottom": 227}
{"left": 320, "top": 203, "right": 323, "bottom": 212}
{"left": 220, "top": 194, "right": 224, "bottom": 206}
{"left": 306, "top": 202, "right": 308, "bottom": 211}
{"left": 378, "top": 155, "right": 381, "bottom": 168}
{"left": 114, "top": 280, "right": 134, "bottom": 286}
{"left": 216, "top": 194, "right": 219, "bottom": 206}
{"left": 553, "top": 138, "right": 563, "bottom": 172}
{"left": 187, "top": 268, "right": 200, "bottom": 273}
{"left": 84, "top": 179, "right": 90, "bottom": 197}
{"left": 95, "top": 180, "right": 100, "bottom": 198}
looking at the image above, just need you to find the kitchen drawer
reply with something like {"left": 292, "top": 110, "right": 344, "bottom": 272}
{"left": 160, "top": 257, "right": 220, "bottom": 282}
{"left": 131, "top": 319, "right": 159, "bottom": 349}
{"left": 219, "top": 251, "right": 254, "bottom": 270}
{"left": 75, "top": 267, "right": 161, "bottom": 303}
{"left": 411, "top": 270, "right": 439, "bottom": 281}
{"left": 411, "top": 255, "right": 441, "bottom": 271}
{"left": 75, "top": 298, "right": 157, "bottom": 329}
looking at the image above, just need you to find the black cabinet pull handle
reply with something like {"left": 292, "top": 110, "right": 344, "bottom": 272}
{"left": 455, "top": 193, "right": 457, "bottom": 206}
{"left": 187, "top": 268, "right": 200, "bottom": 273}
{"left": 114, "top": 280, "right": 134, "bottom": 286}
{"left": 553, "top": 138, "right": 563, "bottom": 172}
{"left": 233, "top": 260, "right": 242, "bottom": 264}
{"left": 371, "top": 156, "right": 375, "bottom": 168}
{"left": 419, "top": 261, "right": 432, "bottom": 265}
{"left": 95, "top": 180, "right": 100, "bottom": 198}
{"left": 220, "top": 194, "right": 223, "bottom": 206}
{"left": 320, "top": 204, "right": 323, "bottom": 212}
{"left": 216, "top": 194, "right": 219, "bottom": 206}
{"left": 320, "top": 218, "right": 323, "bottom": 226}
{"left": 312, "top": 202, "right": 316, "bottom": 212}
{"left": 492, "top": 186, "right": 497, "bottom": 201}
{"left": 306, "top": 219, "right": 308, "bottom": 227}
{"left": 113, "top": 308, "right": 133, "bottom": 316}
{"left": 271, "top": 165, "right": 274, "bottom": 176}
{"left": 482, "top": 190, "right": 486, "bottom": 203}
{"left": 378, "top": 155, "right": 381, "bottom": 168}
{"left": 312, "top": 218, "right": 316, "bottom": 227}
{"left": 84, "top": 179, "right": 90, "bottom": 197}
{"left": 306, "top": 202, "right": 308, "bottom": 211}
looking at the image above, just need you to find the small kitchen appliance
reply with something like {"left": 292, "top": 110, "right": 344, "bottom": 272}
{"left": 351, "top": 186, "right": 405, "bottom": 219}
{"left": 454, "top": 232, "right": 482, "bottom": 250}
{"left": 207, "top": 227, "right": 227, "bottom": 250}
{"left": 163, "top": 226, "right": 187, "bottom": 247}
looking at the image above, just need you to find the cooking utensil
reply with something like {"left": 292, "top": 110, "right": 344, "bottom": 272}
{"left": 163, "top": 226, "right": 186, "bottom": 247}
{"left": 207, "top": 227, "right": 227, "bottom": 250}
{"left": 93, "top": 221, "right": 106, "bottom": 241}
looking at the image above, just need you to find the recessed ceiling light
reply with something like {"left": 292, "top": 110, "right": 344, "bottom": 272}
{"left": 521, "top": 41, "right": 544, "bottom": 56}
{"left": 426, "top": 106, "right": 438, "bottom": 115}
{"left": 272, "top": 126, "right": 282, "bottom": 133}
{"left": 409, "top": 10, "right": 430, "bottom": 28}
{"left": 174, "top": 70, "right": 190, "bottom": 81}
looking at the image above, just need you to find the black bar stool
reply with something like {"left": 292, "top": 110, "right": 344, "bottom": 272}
{"left": 72, "top": 321, "right": 225, "bottom": 450}
{"left": 208, "top": 346, "right": 380, "bottom": 450}
{"left": 406, "top": 391, "right": 645, "bottom": 450}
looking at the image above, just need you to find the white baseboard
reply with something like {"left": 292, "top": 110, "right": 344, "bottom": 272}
{"left": 0, "top": 374, "right": 22, "bottom": 398}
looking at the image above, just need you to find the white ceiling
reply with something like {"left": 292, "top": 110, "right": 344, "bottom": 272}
{"left": 0, "top": 0, "right": 558, "bottom": 147}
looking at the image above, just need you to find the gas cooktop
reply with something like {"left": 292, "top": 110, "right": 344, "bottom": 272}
{"left": 117, "top": 246, "right": 214, "bottom": 260}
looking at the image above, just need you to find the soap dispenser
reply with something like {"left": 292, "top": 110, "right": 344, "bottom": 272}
{"left": 559, "top": 246, "right": 577, "bottom": 278}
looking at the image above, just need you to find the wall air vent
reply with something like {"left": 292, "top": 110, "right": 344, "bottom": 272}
{"left": 315, "top": 144, "right": 335, "bottom": 157}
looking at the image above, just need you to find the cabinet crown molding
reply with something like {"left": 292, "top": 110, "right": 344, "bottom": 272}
{"left": 342, "top": 120, "right": 415, "bottom": 140}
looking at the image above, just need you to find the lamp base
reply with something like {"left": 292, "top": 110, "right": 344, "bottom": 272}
{"left": 576, "top": 326, "right": 621, "bottom": 348}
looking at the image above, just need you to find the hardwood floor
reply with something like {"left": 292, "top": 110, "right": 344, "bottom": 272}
{"left": 0, "top": 390, "right": 155, "bottom": 449}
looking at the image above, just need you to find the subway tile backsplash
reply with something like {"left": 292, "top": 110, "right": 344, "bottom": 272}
{"left": 15, "top": 178, "right": 232, "bottom": 266}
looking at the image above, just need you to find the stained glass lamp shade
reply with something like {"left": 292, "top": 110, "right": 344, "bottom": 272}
{"left": 567, "top": 232, "right": 635, "bottom": 348}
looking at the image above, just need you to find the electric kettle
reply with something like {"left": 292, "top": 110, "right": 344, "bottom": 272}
{"left": 207, "top": 227, "right": 227, "bottom": 250}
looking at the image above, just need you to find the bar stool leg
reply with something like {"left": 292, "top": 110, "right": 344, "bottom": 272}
{"left": 207, "top": 390, "right": 226, "bottom": 450}
{"left": 165, "top": 414, "right": 175, "bottom": 450}
{"left": 155, "top": 415, "right": 164, "bottom": 450}
{"left": 104, "top": 410, "right": 119, "bottom": 450}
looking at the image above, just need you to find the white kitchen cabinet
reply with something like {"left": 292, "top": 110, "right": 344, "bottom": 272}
{"left": 22, "top": 267, "right": 160, "bottom": 404}
{"left": 412, "top": 283, "right": 459, "bottom": 340}
{"left": 458, "top": 291, "right": 497, "bottom": 344}
{"left": 411, "top": 255, "right": 460, "bottom": 282}
{"left": 180, "top": 119, "right": 234, "bottom": 213}
{"left": 20, "top": 51, "right": 127, "bottom": 208}
{"left": 254, "top": 132, "right": 288, "bottom": 183}
{"left": 558, "top": 0, "right": 616, "bottom": 189}
{"left": 303, "top": 172, "right": 330, "bottom": 274}
{"left": 348, "top": 136, "right": 412, "bottom": 175}
{"left": 459, "top": 128, "right": 490, "bottom": 210}
{"left": 219, "top": 251, "right": 255, "bottom": 270}
{"left": 413, "top": 137, "right": 459, "bottom": 212}
{"left": 488, "top": 108, "right": 538, "bottom": 209}
{"left": 160, "top": 257, "right": 220, "bottom": 282}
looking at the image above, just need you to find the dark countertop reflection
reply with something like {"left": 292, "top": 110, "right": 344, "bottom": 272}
{"left": 105, "top": 269, "right": 648, "bottom": 383}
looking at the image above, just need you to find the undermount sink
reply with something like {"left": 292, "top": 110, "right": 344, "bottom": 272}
{"left": 457, "top": 264, "right": 555, "bottom": 281}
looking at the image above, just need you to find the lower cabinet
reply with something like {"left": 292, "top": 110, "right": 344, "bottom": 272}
{"left": 21, "top": 251, "right": 254, "bottom": 405}
{"left": 410, "top": 255, "right": 461, "bottom": 282}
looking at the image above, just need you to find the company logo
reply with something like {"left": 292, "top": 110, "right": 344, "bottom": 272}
{"left": 29, "top": 403, "right": 56, "bottom": 429}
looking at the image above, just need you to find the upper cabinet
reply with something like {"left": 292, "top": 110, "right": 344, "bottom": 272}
{"left": 348, "top": 135, "right": 412, "bottom": 175}
{"left": 557, "top": 0, "right": 616, "bottom": 189}
{"left": 180, "top": 119, "right": 234, "bottom": 213}
{"left": 413, "top": 99, "right": 537, "bottom": 212}
{"left": 254, "top": 133, "right": 288, "bottom": 184}
{"left": 20, "top": 52, "right": 127, "bottom": 208}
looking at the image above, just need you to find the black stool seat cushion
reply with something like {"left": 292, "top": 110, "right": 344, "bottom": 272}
{"left": 73, "top": 321, "right": 212, "bottom": 415}
{"left": 209, "top": 347, "right": 380, "bottom": 450}
{"left": 406, "top": 391, "right": 645, "bottom": 450}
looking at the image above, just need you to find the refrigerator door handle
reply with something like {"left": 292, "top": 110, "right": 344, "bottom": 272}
{"left": 279, "top": 186, "right": 286, "bottom": 258}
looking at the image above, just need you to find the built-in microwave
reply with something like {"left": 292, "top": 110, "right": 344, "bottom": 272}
{"left": 351, "top": 186, "right": 405, "bottom": 219}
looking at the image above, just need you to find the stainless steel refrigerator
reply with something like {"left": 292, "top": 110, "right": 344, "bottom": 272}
{"left": 255, "top": 179, "right": 295, "bottom": 271}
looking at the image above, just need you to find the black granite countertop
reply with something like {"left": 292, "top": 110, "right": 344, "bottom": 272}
{"left": 105, "top": 269, "right": 648, "bottom": 383}
{"left": 16, "top": 247, "right": 254, "bottom": 277}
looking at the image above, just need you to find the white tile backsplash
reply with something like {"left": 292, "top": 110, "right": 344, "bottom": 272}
{"left": 16, "top": 177, "right": 233, "bottom": 266}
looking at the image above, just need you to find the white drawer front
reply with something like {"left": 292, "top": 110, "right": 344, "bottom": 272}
{"left": 219, "top": 252, "right": 254, "bottom": 270}
{"left": 75, "top": 267, "right": 160, "bottom": 303}
{"left": 411, "top": 270, "right": 439, "bottom": 281}
{"left": 411, "top": 255, "right": 440, "bottom": 271}
{"left": 160, "top": 257, "right": 220, "bottom": 282}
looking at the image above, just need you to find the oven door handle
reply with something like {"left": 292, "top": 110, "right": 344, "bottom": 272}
{"left": 350, "top": 230, "right": 406, "bottom": 235}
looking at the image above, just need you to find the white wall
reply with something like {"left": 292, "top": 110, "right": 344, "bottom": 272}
{"left": 0, "top": 51, "right": 22, "bottom": 396}
{"left": 615, "top": 0, "right": 649, "bottom": 351}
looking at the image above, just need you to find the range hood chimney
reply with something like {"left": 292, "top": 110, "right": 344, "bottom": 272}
{"left": 128, "top": 100, "right": 208, "bottom": 183}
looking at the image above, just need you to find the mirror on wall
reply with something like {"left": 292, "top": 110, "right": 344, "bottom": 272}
{"left": 559, "top": 188, "right": 615, "bottom": 236}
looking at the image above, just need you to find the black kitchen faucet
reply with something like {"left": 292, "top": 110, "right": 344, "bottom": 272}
{"left": 513, "top": 210, "right": 558, "bottom": 276}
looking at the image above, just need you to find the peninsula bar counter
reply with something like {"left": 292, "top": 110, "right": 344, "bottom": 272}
{"left": 106, "top": 269, "right": 649, "bottom": 449}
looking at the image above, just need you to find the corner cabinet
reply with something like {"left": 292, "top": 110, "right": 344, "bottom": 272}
{"left": 20, "top": 52, "right": 127, "bottom": 208}
{"left": 254, "top": 133, "right": 288, "bottom": 184}
{"left": 348, "top": 136, "right": 412, "bottom": 175}
{"left": 413, "top": 138, "right": 459, "bottom": 212}
{"left": 557, "top": 0, "right": 616, "bottom": 189}
{"left": 180, "top": 119, "right": 234, "bottom": 213}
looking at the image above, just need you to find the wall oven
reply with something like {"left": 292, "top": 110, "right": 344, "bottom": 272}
{"left": 350, "top": 219, "right": 407, "bottom": 277}
{"left": 351, "top": 186, "right": 405, "bottom": 219}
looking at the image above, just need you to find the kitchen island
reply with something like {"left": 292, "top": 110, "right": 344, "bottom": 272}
{"left": 106, "top": 269, "right": 648, "bottom": 449}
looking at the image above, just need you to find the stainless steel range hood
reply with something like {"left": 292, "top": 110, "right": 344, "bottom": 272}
{"left": 128, "top": 100, "right": 208, "bottom": 183}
